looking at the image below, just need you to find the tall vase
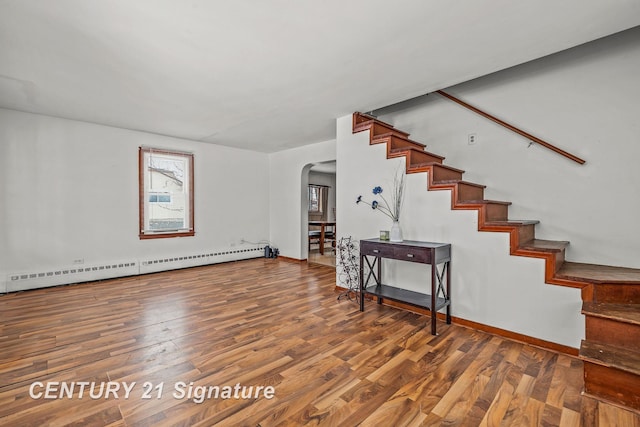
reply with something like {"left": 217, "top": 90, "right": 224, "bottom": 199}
{"left": 390, "top": 220, "right": 403, "bottom": 242}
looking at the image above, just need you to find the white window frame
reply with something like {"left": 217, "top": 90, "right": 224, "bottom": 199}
{"left": 139, "top": 147, "right": 195, "bottom": 239}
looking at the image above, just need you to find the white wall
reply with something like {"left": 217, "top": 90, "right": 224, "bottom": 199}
{"left": 269, "top": 140, "right": 336, "bottom": 259}
{"left": 0, "top": 109, "right": 270, "bottom": 292}
{"left": 337, "top": 28, "right": 640, "bottom": 348}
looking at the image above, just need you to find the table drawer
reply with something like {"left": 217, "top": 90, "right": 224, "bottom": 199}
{"left": 393, "top": 246, "right": 431, "bottom": 263}
{"left": 360, "top": 241, "right": 394, "bottom": 258}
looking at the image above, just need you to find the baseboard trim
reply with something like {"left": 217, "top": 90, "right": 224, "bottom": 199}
{"left": 335, "top": 286, "right": 579, "bottom": 356}
{"left": 450, "top": 315, "right": 578, "bottom": 356}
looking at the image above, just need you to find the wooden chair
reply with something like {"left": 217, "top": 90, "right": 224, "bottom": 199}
{"left": 308, "top": 226, "right": 336, "bottom": 252}
{"left": 308, "top": 229, "right": 322, "bottom": 250}
{"left": 325, "top": 224, "right": 336, "bottom": 252}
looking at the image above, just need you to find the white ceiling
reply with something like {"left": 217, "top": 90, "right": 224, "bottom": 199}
{"left": 1, "top": 1, "right": 639, "bottom": 153}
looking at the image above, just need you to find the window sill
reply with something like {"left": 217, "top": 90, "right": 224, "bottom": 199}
{"left": 139, "top": 231, "right": 195, "bottom": 240}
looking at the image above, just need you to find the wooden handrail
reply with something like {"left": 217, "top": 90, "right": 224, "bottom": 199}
{"left": 436, "top": 90, "right": 586, "bottom": 165}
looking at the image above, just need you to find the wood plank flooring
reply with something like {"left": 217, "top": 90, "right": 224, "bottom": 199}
{"left": 307, "top": 249, "right": 336, "bottom": 268}
{"left": 1, "top": 258, "right": 639, "bottom": 426}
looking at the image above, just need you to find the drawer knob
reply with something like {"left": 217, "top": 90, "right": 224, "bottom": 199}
{"left": 373, "top": 249, "right": 380, "bottom": 253}
{"left": 406, "top": 253, "right": 414, "bottom": 258}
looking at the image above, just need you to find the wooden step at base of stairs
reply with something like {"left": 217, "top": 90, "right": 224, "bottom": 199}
{"left": 580, "top": 339, "right": 640, "bottom": 411}
{"left": 557, "top": 262, "right": 640, "bottom": 284}
{"left": 590, "top": 285, "right": 640, "bottom": 304}
{"left": 552, "top": 262, "right": 640, "bottom": 301}
{"left": 583, "top": 302, "right": 640, "bottom": 325}
{"left": 583, "top": 303, "right": 640, "bottom": 348}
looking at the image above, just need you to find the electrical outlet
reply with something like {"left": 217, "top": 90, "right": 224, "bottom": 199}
{"left": 468, "top": 133, "right": 477, "bottom": 145}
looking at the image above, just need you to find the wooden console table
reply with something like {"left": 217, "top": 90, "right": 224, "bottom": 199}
{"left": 359, "top": 238, "right": 451, "bottom": 335}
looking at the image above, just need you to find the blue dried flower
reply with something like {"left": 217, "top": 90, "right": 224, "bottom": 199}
{"left": 355, "top": 168, "right": 405, "bottom": 221}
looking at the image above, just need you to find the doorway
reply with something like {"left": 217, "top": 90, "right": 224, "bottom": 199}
{"left": 306, "top": 161, "right": 336, "bottom": 267}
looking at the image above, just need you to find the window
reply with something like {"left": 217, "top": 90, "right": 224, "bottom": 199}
{"left": 308, "top": 185, "right": 322, "bottom": 213}
{"left": 308, "top": 184, "right": 329, "bottom": 217}
{"left": 139, "top": 147, "right": 194, "bottom": 239}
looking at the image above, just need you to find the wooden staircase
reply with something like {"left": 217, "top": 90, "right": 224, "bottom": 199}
{"left": 352, "top": 112, "right": 640, "bottom": 412}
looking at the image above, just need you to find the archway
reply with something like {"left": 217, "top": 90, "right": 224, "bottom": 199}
{"left": 303, "top": 161, "right": 336, "bottom": 266}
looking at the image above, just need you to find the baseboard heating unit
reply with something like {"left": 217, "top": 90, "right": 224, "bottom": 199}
{"left": 4, "top": 246, "right": 265, "bottom": 293}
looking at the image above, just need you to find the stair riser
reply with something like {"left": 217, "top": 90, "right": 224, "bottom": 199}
{"left": 353, "top": 118, "right": 411, "bottom": 141}
{"left": 518, "top": 225, "right": 536, "bottom": 244}
{"left": 555, "top": 250, "right": 565, "bottom": 271}
{"left": 409, "top": 150, "right": 443, "bottom": 165}
{"left": 387, "top": 135, "right": 426, "bottom": 152}
{"left": 432, "top": 165, "right": 463, "bottom": 182}
{"left": 354, "top": 113, "right": 376, "bottom": 127}
{"left": 583, "top": 361, "right": 640, "bottom": 411}
{"left": 370, "top": 123, "right": 408, "bottom": 139}
{"left": 585, "top": 316, "right": 640, "bottom": 348}
{"left": 457, "top": 184, "right": 484, "bottom": 202}
{"left": 485, "top": 204, "right": 509, "bottom": 221}
{"left": 592, "top": 284, "right": 640, "bottom": 304}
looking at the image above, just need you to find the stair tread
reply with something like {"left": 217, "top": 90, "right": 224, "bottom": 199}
{"left": 484, "top": 219, "right": 541, "bottom": 226}
{"left": 458, "top": 199, "right": 512, "bottom": 206}
{"left": 519, "top": 239, "right": 569, "bottom": 252}
{"left": 355, "top": 119, "right": 396, "bottom": 131}
{"left": 580, "top": 340, "right": 640, "bottom": 376}
{"left": 390, "top": 146, "right": 445, "bottom": 160}
{"left": 557, "top": 262, "right": 640, "bottom": 284}
{"left": 435, "top": 179, "right": 486, "bottom": 189}
{"left": 582, "top": 302, "right": 640, "bottom": 325}
{"left": 354, "top": 116, "right": 410, "bottom": 138}
{"left": 354, "top": 112, "right": 396, "bottom": 129}
{"left": 375, "top": 132, "right": 427, "bottom": 149}
{"left": 410, "top": 162, "right": 465, "bottom": 173}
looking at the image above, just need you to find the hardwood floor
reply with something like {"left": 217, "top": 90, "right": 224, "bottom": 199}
{"left": 0, "top": 258, "right": 638, "bottom": 426}
{"left": 307, "top": 248, "right": 336, "bottom": 268}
